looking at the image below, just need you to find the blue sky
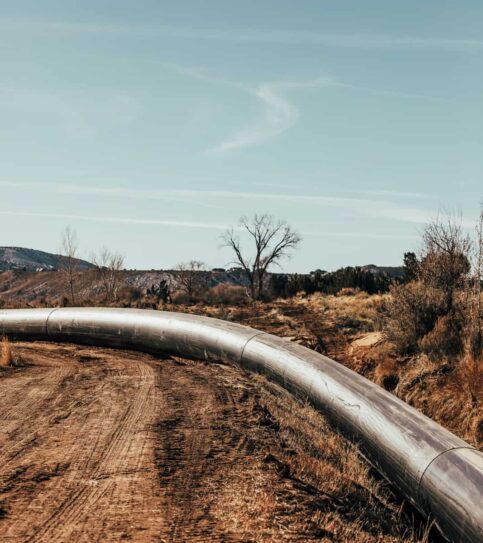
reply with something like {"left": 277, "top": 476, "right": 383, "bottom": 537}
{"left": 1, "top": 1, "right": 482, "bottom": 271}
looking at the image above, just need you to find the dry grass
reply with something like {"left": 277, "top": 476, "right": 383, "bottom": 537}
{"left": 459, "top": 354, "right": 483, "bottom": 406}
{"left": 212, "top": 466, "right": 282, "bottom": 542}
{"left": 398, "top": 354, "right": 482, "bottom": 447}
{"left": 211, "top": 367, "right": 436, "bottom": 541}
{"left": 0, "top": 336, "right": 13, "bottom": 367}
{"left": 252, "top": 375, "right": 433, "bottom": 542}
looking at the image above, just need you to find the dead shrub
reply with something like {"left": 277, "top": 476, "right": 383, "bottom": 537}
{"left": 418, "top": 313, "right": 465, "bottom": 359}
{"left": 385, "top": 281, "right": 446, "bottom": 354}
{"left": 387, "top": 214, "right": 476, "bottom": 361}
{"left": 0, "top": 336, "right": 13, "bottom": 367}
{"left": 207, "top": 284, "right": 247, "bottom": 305}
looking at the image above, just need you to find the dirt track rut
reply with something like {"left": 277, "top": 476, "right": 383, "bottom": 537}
{"left": 0, "top": 342, "right": 331, "bottom": 542}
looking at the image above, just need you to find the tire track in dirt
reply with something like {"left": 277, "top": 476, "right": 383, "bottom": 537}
{"left": 26, "top": 360, "right": 156, "bottom": 542}
{"left": 0, "top": 343, "right": 163, "bottom": 543}
{"left": 154, "top": 361, "right": 326, "bottom": 542}
{"left": 0, "top": 341, "right": 409, "bottom": 542}
{"left": 0, "top": 345, "right": 76, "bottom": 467}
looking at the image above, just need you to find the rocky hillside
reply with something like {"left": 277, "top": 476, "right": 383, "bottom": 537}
{"left": 361, "top": 264, "right": 405, "bottom": 279}
{"left": 0, "top": 247, "right": 95, "bottom": 272}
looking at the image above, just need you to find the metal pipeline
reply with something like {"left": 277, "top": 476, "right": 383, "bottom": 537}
{"left": 0, "top": 307, "right": 481, "bottom": 542}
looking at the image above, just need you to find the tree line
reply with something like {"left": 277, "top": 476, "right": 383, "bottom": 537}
{"left": 58, "top": 210, "right": 482, "bottom": 308}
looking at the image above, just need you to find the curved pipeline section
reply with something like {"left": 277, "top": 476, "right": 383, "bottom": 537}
{"left": 0, "top": 307, "right": 481, "bottom": 543}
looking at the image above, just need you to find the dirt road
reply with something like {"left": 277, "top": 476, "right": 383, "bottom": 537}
{"left": 0, "top": 342, "right": 417, "bottom": 542}
{"left": 0, "top": 342, "right": 321, "bottom": 542}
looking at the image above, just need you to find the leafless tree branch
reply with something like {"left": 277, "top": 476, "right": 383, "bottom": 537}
{"left": 222, "top": 214, "right": 301, "bottom": 300}
{"left": 92, "top": 248, "right": 125, "bottom": 302}
{"left": 59, "top": 226, "right": 79, "bottom": 304}
{"left": 174, "top": 260, "right": 207, "bottom": 300}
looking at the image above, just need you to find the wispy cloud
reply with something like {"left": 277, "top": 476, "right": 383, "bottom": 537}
{"left": 150, "top": 61, "right": 300, "bottom": 152}
{"left": 0, "top": 180, "right": 220, "bottom": 209}
{"left": 0, "top": 210, "right": 419, "bottom": 240}
{"left": 157, "top": 28, "right": 483, "bottom": 52}
{"left": 208, "top": 83, "right": 299, "bottom": 153}
{"left": 0, "top": 210, "right": 230, "bottom": 230}
{"left": 0, "top": 180, "right": 176, "bottom": 200}
{"left": 350, "top": 189, "right": 430, "bottom": 199}
{"left": 204, "top": 76, "right": 435, "bottom": 153}
{"left": 303, "top": 231, "right": 418, "bottom": 240}
{"left": 155, "top": 62, "right": 333, "bottom": 153}
{"left": 178, "top": 189, "right": 438, "bottom": 225}
{"left": 3, "top": 19, "right": 483, "bottom": 52}
{"left": 152, "top": 62, "right": 246, "bottom": 92}
{"left": 1, "top": 180, "right": 456, "bottom": 226}
{"left": 158, "top": 61, "right": 444, "bottom": 153}
{"left": 333, "top": 81, "right": 448, "bottom": 101}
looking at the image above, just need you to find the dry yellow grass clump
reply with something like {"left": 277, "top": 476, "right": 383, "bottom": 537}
{"left": 0, "top": 336, "right": 13, "bottom": 367}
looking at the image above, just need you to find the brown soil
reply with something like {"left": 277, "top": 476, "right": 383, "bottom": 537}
{"left": 0, "top": 342, "right": 424, "bottom": 543}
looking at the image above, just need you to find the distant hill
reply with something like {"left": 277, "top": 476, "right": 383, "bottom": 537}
{"left": 0, "top": 247, "right": 95, "bottom": 272}
{"left": 0, "top": 247, "right": 404, "bottom": 302}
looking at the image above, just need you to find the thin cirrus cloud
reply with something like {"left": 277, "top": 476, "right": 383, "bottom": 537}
{"left": 207, "top": 83, "right": 299, "bottom": 154}
{"left": 155, "top": 62, "right": 333, "bottom": 153}
{"left": 0, "top": 180, "right": 220, "bottom": 209}
{"left": 2, "top": 19, "right": 483, "bottom": 52}
{"left": 156, "top": 27, "right": 483, "bottom": 52}
{"left": 0, "top": 61, "right": 443, "bottom": 155}
{"left": 205, "top": 78, "right": 425, "bottom": 154}
{"left": 157, "top": 61, "right": 442, "bottom": 154}
{"left": 208, "top": 77, "right": 336, "bottom": 154}
{"left": 0, "top": 210, "right": 231, "bottom": 231}
{"left": 0, "top": 210, "right": 418, "bottom": 240}
{"left": 1, "top": 180, "right": 451, "bottom": 226}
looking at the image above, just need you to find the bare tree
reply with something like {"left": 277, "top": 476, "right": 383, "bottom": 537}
{"left": 386, "top": 206, "right": 483, "bottom": 390}
{"left": 222, "top": 214, "right": 301, "bottom": 300}
{"left": 174, "top": 260, "right": 207, "bottom": 300}
{"left": 92, "top": 248, "right": 125, "bottom": 302}
{"left": 60, "top": 226, "right": 79, "bottom": 304}
{"left": 420, "top": 213, "right": 472, "bottom": 313}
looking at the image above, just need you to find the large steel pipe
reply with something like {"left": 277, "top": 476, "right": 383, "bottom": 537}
{"left": 0, "top": 307, "right": 481, "bottom": 542}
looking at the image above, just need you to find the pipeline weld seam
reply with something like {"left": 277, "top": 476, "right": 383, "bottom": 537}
{"left": 45, "top": 307, "right": 60, "bottom": 337}
{"left": 239, "top": 332, "right": 267, "bottom": 366}
{"left": 417, "top": 445, "right": 475, "bottom": 502}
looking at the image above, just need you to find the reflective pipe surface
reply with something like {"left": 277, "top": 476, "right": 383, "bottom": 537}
{"left": 0, "top": 307, "right": 481, "bottom": 543}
